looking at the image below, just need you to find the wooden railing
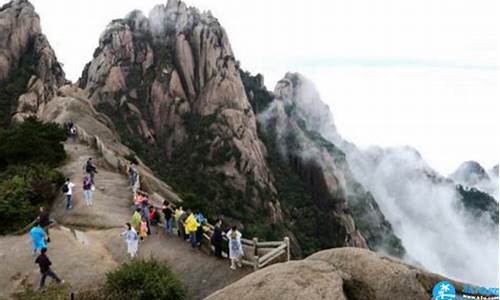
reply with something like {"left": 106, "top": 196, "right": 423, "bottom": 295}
{"left": 74, "top": 123, "right": 290, "bottom": 271}
{"left": 202, "top": 223, "right": 290, "bottom": 270}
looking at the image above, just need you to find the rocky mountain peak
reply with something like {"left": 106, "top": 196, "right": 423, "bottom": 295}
{"left": 0, "top": 0, "right": 65, "bottom": 125}
{"left": 274, "top": 72, "right": 340, "bottom": 143}
{"left": 451, "top": 160, "right": 490, "bottom": 185}
{"left": 79, "top": 0, "right": 281, "bottom": 231}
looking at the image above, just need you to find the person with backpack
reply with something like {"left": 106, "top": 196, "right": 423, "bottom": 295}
{"left": 162, "top": 201, "right": 174, "bottom": 234}
{"left": 82, "top": 175, "right": 93, "bottom": 206}
{"left": 227, "top": 225, "right": 243, "bottom": 270}
{"left": 211, "top": 218, "right": 224, "bottom": 258}
{"left": 35, "top": 248, "right": 64, "bottom": 289}
{"left": 63, "top": 178, "right": 75, "bottom": 210}
{"left": 84, "top": 158, "right": 98, "bottom": 184}
{"left": 184, "top": 209, "right": 199, "bottom": 248}
{"left": 121, "top": 223, "right": 139, "bottom": 258}
{"left": 30, "top": 222, "right": 48, "bottom": 257}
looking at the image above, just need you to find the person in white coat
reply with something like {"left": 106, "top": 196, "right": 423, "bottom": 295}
{"left": 121, "top": 223, "right": 139, "bottom": 258}
{"left": 227, "top": 225, "right": 243, "bottom": 270}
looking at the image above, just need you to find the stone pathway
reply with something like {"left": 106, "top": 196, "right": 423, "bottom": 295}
{"left": 0, "top": 141, "right": 249, "bottom": 299}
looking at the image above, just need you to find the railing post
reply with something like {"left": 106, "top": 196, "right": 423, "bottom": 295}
{"left": 284, "top": 237, "right": 290, "bottom": 262}
{"left": 252, "top": 237, "right": 259, "bottom": 271}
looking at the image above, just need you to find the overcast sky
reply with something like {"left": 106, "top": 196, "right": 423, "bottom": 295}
{"left": 20, "top": 0, "right": 498, "bottom": 175}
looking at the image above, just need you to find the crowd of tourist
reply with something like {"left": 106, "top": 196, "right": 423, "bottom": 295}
{"left": 124, "top": 188, "right": 244, "bottom": 270}
{"left": 27, "top": 124, "right": 245, "bottom": 291}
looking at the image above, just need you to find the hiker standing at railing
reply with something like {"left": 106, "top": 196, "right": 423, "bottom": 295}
{"left": 211, "top": 219, "right": 224, "bottom": 258}
{"left": 184, "top": 209, "right": 199, "bottom": 248}
{"left": 162, "top": 200, "right": 174, "bottom": 234}
{"left": 227, "top": 225, "right": 243, "bottom": 270}
{"left": 195, "top": 209, "right": 206, "bottom": 248}
{"left": 176, "top": 207, "right": 187, "bottom": 240}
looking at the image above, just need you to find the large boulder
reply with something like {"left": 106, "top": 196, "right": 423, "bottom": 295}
{"left": 206, "top": 247, "right": 469, "bottom": 300}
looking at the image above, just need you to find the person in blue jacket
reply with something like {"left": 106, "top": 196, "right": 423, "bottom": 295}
{"left": 30, "top": 222, "right": 47, "bottom": 256}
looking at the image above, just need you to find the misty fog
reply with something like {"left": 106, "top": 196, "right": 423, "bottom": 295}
{"left": 263, "top": 73, "right": 499, "bottom": 286}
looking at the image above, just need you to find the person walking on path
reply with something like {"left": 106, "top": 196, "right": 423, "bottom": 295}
{"left": 84, "top": 157, "right": 98, "bottom": 184}
{"left": 227, "top": 225, "right": 244, "bottom": 270}
{"left": 162, "top": 201, "right": 174, "bottom": 234}
{"left": 128, "top": 163, "right": 138, "bottom": 187}
{"left": 82, "top": 175, "right": 93, "bottom": 206}
{"left": 36, "top": 207, "right": 51, "bottom": 243}
{"left": 211, "top": 218, "right": 224, "bottom": 258}
{"left": 121, "top": 223, "right": 139, "bottom": 258}
{"left": 35, "top": 248, "right": 63, "bottom": 289}
{"left": 63, "top": 178, "right": 75, "bottom": 210}
{"left": 184, "top": 209, "right": 199, "bottom": 248}
{"left": 131, "top": 208, "right": 141, "bottom": 232}
{"left": 30, "top": 222, "right": 47, "bottom": 257}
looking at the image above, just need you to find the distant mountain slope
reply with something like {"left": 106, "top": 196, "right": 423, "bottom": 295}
{"left": 242, "top": 71, "right": 404, "bottom": 257}
{"left": 77, "top": 0, "right": 373, "bottom": 255}
{"left": 450, "top": 161, "right": 498, "bottom": 201}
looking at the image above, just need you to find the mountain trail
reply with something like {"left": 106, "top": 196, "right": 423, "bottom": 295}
{"left": 0, "top": 140, "right": 249, "bottom": 299}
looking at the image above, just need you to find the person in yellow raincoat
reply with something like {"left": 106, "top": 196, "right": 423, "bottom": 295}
{"left": 184, "top": 209, "right": 199, "bottom": 248}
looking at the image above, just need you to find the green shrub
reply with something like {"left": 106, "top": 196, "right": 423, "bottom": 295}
{"left": 0, "top": 118, "right": 67, "bottom": 234}
{"left": 14, "top": 283, "right": 71, "bottom": 300}
{"left": 101, "top": 259, "right": 186, "bottom": 300}
{"left": 0, "top": 164, "right": 64, "bottom": 234}
{"left": 0, "top": 117, "right": 67, "bottom": 169}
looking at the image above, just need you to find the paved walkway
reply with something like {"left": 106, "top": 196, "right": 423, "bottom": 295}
{"left": 0, "top": 141, "right": 249, "bottom": 299}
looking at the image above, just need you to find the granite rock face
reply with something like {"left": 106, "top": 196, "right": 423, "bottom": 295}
{"left": 206, "top": 247, "right": 469, "bottom": 300}
{"left": 0, "top": 0, "right": 65, "bottom": 125}
{"left": 79, "top": 0, "right": 280, "bottom": 225}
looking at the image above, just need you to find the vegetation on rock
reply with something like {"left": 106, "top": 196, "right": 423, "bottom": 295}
{"left": 78, "top": 259, "right": 187, "bottom": 300}
{"left": 0, "top": 118, "right": 66, "bottom": 234}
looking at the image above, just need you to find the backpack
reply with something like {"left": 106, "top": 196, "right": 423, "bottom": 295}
{"left": 62, "top": 183, "right": 69, "bottom": 193}
{"left": 85, "top": 162, "right": 93, "bottom": 173}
